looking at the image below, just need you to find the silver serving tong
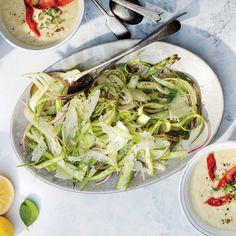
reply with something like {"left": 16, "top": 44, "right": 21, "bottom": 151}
{"left": 58, "top": 13, "right": 186, "bottom": 97}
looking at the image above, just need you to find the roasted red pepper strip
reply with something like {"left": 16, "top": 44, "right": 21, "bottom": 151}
{"left": 207, "top": 153, "right": 216, "bottom": 181}
{"left": 27, "top": 0, "right": 73, "bottom": 9}
{"left": 24, "top": 0, "right": 40, "bottom": 37}
{"left": 217, "top": 165, "right": 236, "bottom": 189}
{"left": 205, "top": 194, "right": 232, "bottom": 207}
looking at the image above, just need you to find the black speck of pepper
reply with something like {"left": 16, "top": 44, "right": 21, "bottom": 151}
{"left": 227, "top": 208, "right": 229, "bottom": 211}
{"left": 225, "top": 219, "right": 231, "bottom": 224}
{"left": 55, "top": 26, "right": 64, "bottom": 32}
{"left": 13, "top": 13, "right": 16, "bottom": 16}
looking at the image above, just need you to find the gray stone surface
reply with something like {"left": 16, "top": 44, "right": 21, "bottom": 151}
{"left": 0, "top": 0, "right": 236, "bottom": 235}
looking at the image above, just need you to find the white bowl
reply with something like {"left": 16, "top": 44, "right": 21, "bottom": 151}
{"left": 0, "top": 0, "right": 84, "bottom": 51}
{"left": 179, "top": 142, "right": 236, "bottom": 236}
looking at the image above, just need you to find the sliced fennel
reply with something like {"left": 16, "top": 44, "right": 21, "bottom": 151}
{"left": 22, "top": 54, "right": 206, "bottom": 191}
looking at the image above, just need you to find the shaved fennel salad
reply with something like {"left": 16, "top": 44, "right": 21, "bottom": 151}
{"left": 22, "top": 54, "right": 207, "bottom": 191}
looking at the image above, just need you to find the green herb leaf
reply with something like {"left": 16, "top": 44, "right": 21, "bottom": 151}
{"left": 38, "top": 12, "right": 45, "bottom": 21}
{"left": 223, "top": 183, "right": 236, "bottom": 196}
{"left": 20, "top": 199, "right": 39, "bottom": 227}
{"left": 211, "top": 186, "right": 218, "bottom": 191}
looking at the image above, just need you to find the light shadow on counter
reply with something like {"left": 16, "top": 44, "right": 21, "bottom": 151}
{"left": 0, "top": 35, "right": 14, "bottom": 60}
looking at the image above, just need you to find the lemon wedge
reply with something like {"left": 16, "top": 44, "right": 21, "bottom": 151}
{"left": 0, "top": 216, "right": 14, "bottom": 236}
{"left": 0, "top": 176, "right": 14, "bottom": 215}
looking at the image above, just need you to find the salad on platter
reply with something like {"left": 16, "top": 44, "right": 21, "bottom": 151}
{"left": 21, "top": 54, "right": 208, "bottom": 191}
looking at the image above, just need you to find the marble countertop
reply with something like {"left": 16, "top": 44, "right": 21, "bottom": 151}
{"left": 0, "top": 0, "right": 236, "bottom": 235}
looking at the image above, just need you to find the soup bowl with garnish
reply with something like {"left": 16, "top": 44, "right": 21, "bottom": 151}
{"left": 0, "top": 0, "right": 84, "bottom": 51}
{"left": 179, "top": 142, "right": 236, "bottom": 236}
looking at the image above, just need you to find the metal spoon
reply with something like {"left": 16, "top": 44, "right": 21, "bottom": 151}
{"left": 63, "top": 14, "right": 185, "bottom": 97}
{"left": 110, "top": 0, "right": 144, "bottom": 25}
{"left": 91, "top": 0, "right": 131, "bottom": 39}
{"left": 110, "top": 0, "right": 163, "bottom": 24}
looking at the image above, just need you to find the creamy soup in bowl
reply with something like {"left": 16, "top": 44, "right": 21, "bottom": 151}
{"left": 179, "top": 142, "right": 236, "bottom": 236}
{"left": 0, "top": 0, "right": 84, "bottom": 50}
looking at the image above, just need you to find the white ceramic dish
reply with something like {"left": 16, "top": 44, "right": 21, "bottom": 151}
{"left": 11, "top": 40, "right": 224, "bottom": 193}
{"left": 0, "top": 0, "right": 84, "bottom": 51}
{"left": 179, "top": 142, "right": 236, "bottom": 236}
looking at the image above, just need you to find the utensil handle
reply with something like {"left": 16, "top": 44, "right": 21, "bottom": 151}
{"left": 91, "top": 0, "right": 130, "bottom": 39}
{"left": 91, "top": 0, "right": 110, "bottom": 17}
{"left": 77, "top": 13, "right": 185, "bottom": 79}
{"left": 111, "top": 0, "right": 162, "bottom": 23}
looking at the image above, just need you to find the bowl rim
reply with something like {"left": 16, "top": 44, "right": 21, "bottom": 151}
{"left": 179, "top": 141, "right": 236, "bottom": 236}
{"left": 0, "top": 0, "right": 85, "bottom": 52}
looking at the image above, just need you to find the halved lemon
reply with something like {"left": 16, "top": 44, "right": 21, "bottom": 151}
{"left": 0, "top": 176, "right": 14, "bottom": 215}
{"left": 0, "top": 216, "right": 14, "bottom": 236}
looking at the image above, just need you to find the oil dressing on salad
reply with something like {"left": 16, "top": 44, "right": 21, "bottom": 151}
{"left": 21, "top": 54, "right": 207, "bottom": 191}
{"left": 190, "top": 150, "right": 236, "bottom": 230}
